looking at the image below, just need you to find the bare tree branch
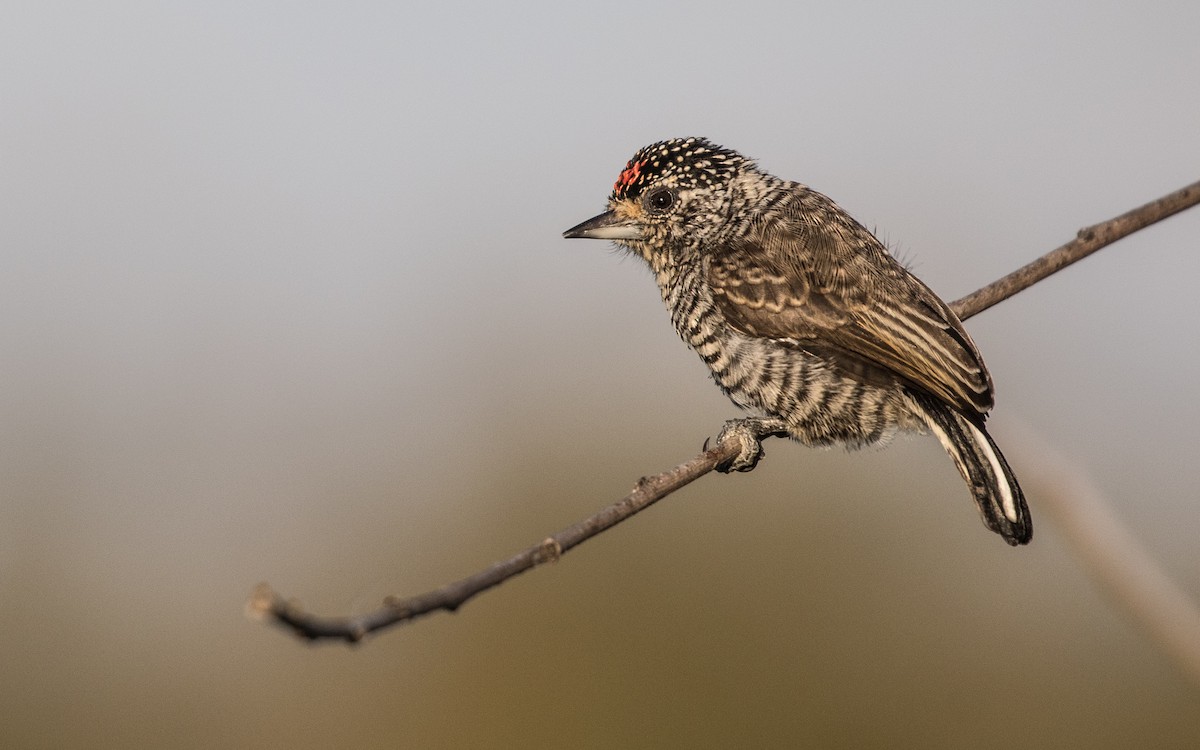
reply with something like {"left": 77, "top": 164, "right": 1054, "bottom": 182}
{"left": 950, "top": 179, "right": 1200, "bottom": 319}
{"left": 249, "top": 178, "right": 1200, "bottom": 644}
{"left": 248, "top": 436, "right": 749, "bottom": 642}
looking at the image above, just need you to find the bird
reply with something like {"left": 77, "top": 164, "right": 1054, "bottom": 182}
{"left": 563, "top": 137, "right": 1030, "bottom": 545}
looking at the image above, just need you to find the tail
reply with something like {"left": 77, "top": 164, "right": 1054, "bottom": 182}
{"left": 910, "top": 393, "right": 1032, "bottom": 546}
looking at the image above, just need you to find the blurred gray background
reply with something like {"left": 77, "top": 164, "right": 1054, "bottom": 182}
{"left": 3, "top": 2, "right": 1199, "bottom": 747}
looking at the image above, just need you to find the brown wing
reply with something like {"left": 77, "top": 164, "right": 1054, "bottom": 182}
{"left": 707, "top": 189, "right": 994, "bottom": 414}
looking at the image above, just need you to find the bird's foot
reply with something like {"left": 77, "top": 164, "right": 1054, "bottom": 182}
{"left": 709, "top": 417, "right": 789, "bottom": 473}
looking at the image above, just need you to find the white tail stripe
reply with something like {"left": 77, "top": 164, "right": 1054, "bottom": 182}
{"left": 925, "top": 416, "right": 1019, "bottom": 526}
{"left": 965, "top": 420, "right": 1018, "bottom": 523}
{"left": 926, "top": 420, "right": 968, "bottom": 484}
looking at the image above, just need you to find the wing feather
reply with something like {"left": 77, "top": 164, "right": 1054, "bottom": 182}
{"left": 707, "top": 189, "right": 993, "bottom": 414}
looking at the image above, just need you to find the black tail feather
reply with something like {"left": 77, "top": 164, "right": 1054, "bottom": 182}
{"left": 911, "top": 393, "right": 1032, "bottom": 546}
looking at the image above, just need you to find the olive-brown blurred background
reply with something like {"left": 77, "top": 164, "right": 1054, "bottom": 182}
{"left": 3, "top": 2, "right": 1199, "bottom": 748}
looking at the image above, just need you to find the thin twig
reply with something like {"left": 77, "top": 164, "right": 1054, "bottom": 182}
{"left": 950, "top": 179, "right": 1200, "bottom": 319}
{"left": 249, "top": 436, "right": 750, "bottom": 642}
{"left": 1006, "top": 422, "right": 1200, "bottom": 686}
{"left": 250, "top": 178, "right": 1200, "bottom": 643}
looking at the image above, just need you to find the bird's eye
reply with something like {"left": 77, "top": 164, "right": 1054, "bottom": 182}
{"left": 646, "top": 189, "right": 676, "bottom": 212}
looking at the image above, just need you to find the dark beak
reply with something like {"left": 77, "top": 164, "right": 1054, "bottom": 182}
{"left": 562, "top": 210, "right": 644, "bottom": 240}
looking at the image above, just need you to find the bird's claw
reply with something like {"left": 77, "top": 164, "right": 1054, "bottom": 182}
{"left": 712, "top": 417, "right": 787, "bottom": 473}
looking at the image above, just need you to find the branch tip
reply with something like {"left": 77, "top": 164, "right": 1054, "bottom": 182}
{"left": 246, "top": 583, "right": 277, "bottom": 621}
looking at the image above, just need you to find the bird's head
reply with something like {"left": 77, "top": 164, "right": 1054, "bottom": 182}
{"left": 563, "top": 137, "right": 753, "bottom": 267}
